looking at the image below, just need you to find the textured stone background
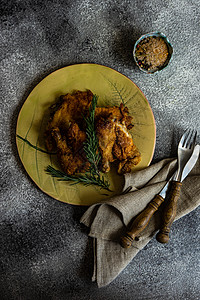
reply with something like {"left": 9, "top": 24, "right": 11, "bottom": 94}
{"left": 0, "top": 0, "right": 199, "bottom": 299}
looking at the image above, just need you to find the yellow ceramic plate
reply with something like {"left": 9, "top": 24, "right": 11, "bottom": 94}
{"left": 16, "top": 63, "right": 156, "bottom": 206}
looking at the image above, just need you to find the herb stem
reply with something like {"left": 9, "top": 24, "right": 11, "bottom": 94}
{"left": 17, "top": 134, "right": 56, "bottom": 155}
{"left": 46, "top": 165, "right": 111, "bottom": 192}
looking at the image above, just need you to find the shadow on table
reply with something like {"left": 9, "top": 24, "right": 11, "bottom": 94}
{"left": 72, "top": 205, "right": 95, "bottom": 282}
{"left": 111, "top": 26, "right": 143, "bottom": 69}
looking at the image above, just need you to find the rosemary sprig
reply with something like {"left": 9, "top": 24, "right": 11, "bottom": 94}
{"left": 46, "top": 165, "right": 111, "bottom": 191}
{"left": 83, "top": 94, "right": 101, "bottom": 174}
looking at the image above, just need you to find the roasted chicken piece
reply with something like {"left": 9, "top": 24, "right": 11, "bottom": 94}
{"left": 45, "top": 89, "right": 93, "bottom": 152}
{"left": 45, "top": 89, "right": 141, "bottom": 175}
{"left": 95, "top": 115, "right": 141, "bottom": 174}
{"left": 45, "top": 90, "right": 93, "bottom": 175}
{"left": 95, "top": 103, "right": 140, "bottom": 174}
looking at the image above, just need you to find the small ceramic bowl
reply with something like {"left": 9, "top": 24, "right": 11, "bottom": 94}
{"left": 133, "top": 32, "right": 173, "bottom": 74}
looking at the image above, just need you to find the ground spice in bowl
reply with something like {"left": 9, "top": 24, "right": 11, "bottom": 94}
{"left": 133, "top": 33, "right": 173, "bottom": 73}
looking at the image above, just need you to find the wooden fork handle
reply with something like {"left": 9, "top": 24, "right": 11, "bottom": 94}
{"left": 120, "top": 195, "right": 164, "bottom": 248}
{"left": 156, "top": 181, "right": 182, "bottom": 244}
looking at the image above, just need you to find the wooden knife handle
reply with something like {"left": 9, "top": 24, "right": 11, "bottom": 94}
{"left": 156, "top": 181, "right": 182, "bottom": 244}
{"left": 120, "top": 195, "right": 164, "bottom": 248}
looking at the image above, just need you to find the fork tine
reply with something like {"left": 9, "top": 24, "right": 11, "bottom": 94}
{"left": 188, "top": 130, "right": 197, "bottom": 149}
{"left": 179, "top": 129, "right": 190, "bottom": 147}
{"left": 181, "top": 129, "right": 197, "bottom": 149}
{"left": 184, "top": 129, "right": 194, "bottom": 148}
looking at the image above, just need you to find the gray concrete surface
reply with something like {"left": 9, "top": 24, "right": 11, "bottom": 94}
{"left": 0, "top": 0, "right": 199, "bottom": 299}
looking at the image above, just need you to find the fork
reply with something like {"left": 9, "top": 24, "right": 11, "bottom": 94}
{"left": 175, "top": 129, "right": 197, "bottom": 181}
{"left": 156, "top": 129, "right": 197, "bottom": 243}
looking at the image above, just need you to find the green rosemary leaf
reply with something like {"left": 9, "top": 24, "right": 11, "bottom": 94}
{"left": 83, "top": 94, "right": 101, "bottom": 174}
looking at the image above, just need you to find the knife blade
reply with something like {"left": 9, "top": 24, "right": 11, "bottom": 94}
{"left": 181, "top": 144, "right": 199, "bottom": 181}
{"left": 156, "top": 144, "right": 200, "bottom": 243}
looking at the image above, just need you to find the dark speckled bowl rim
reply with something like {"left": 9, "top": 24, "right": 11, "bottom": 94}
{"left": 133, "top": 31, "right": 173, "bottom": 74}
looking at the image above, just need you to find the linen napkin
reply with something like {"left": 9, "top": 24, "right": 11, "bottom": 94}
{"left": 80, "top": 154, "right": 200, "bottom": 288}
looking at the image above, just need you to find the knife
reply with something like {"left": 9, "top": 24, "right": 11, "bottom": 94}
{"left": 120, "top": 171, "right": 176, "bottom": 249}
{"left": 156, "top": 144, "right": 200, "bottom": 243}
{"left": 120, "top": 144, "right": 199, "bottom": 249}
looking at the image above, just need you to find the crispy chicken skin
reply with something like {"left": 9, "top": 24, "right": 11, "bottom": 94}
{"left": 67, "top": 123, "right": 86, "bottom": 153}
{"left": 51, "top": 128, "right": 89, "bottom": 175}
{"left": 95, "top": 103, "right": 140, "bottom": 174}
{"left": 45, "top": 90, "right": 141, "bottom": 175}
{"left": 95, "top": 103, "right": 134, "bottom": 130}
{"left": 45, "top": 90, "right": 92, "bottom": 174}
{"left": 45, "top": 90, "right": 93, "bottom": 151}
{"left": 113, "top": 122, "right": 141, "bottom": 174}
{"left": 96, "top": 116, "right": 141, "bottom": 174}
{"left": 96, "top": 116, "right": 116, "bottom": 173}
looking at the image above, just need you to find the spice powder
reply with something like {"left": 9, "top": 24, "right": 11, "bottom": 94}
{"left": 135, "top": 36, "right": 169, "bottom": 71}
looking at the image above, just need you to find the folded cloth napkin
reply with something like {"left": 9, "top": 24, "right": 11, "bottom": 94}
{"left": 80, "top": 155, "right": 200, "bottom": 288}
